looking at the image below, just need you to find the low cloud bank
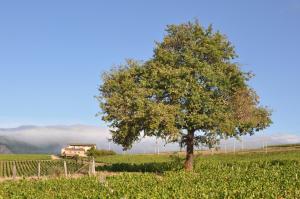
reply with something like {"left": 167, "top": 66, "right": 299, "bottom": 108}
{"left": 0, "top": 125, "right": 178, "bottom": 154}
{"left": 0, "top": 125, "right": 299, "bottom": 154}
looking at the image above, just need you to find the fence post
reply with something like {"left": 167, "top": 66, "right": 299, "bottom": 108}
{"left": 88, "top": 158, "right": 96, "bottom": 176}
{"left": 88, "top": 160, "right": 91, "bottom": 176}
{"left": 92, "top": 157, "right": 96, "bottom": 175}
{"left": 12, "top": 162, "right": 17, "bottom": 180}
{"left": 64, "top": 161, "right": 68, "bottom": 177}
{"left": 38, "top": 162, "right": 41, "bottom": 178}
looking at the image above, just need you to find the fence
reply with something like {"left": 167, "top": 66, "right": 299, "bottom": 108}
{"left": 0, "top": 158, "right": 96, "bottom": 179}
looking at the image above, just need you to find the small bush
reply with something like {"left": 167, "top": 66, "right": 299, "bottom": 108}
{"left": 87, "top": 147, "right": 116, "bottom": 158}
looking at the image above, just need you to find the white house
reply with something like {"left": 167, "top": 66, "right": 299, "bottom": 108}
{"left": 61, "top": 144, "right": 96, "bottom": 157}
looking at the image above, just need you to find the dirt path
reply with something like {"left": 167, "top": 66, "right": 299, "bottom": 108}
{"left": 50, "top": 155, "right": 61, "bottom": 160}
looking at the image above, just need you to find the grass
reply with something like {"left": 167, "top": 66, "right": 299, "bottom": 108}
{"left": 268, "top": 143, "right": 300, "bottom": 148}
{"left": 196, "top": 150, "right": 300, "bottom": 161}
{"left": 0, "top": 154, "right": 51, "bottom": 161}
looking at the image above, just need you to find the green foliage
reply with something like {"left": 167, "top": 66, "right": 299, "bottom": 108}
{"left": 72, "top": 154, "right": 80, "bottom": 163}
{"left": 0, "top": 177, "right": 105, "bottom": 199}
{"left": 97, "top": 20, "right": 272, "bottom": 170}
{"left": 0, "top": 160, "right": 82, "bottom": 177}
{"left": 1, "top": 151, "right": 300, "bottom": 198}
{"left": 87, "top": 147, "right": 116, "bottom": 158}
{"left": 168, "top": 153, "right": 184, "bottom": 171}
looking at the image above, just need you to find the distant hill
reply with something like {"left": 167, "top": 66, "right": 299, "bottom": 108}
{"left": 0, "top": 136, "right": 61, "bottom": 154}
{"left": 0, "top": 144, "right": 12, "bottom": 154}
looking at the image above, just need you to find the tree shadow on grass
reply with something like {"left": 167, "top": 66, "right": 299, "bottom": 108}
{"left": 96, "top": 154, "right": 184, "bottom": 173}
{"left": 96, "top": 162, "right": 174, "bottom": 173}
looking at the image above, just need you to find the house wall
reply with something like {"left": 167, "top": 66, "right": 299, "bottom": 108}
{"left": 61, "top": 145, "right": 95, "bottom": 157}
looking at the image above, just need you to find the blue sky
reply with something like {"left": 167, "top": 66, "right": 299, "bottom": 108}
{"left": 0, "top": 0, "right": 299, "bottom": 136}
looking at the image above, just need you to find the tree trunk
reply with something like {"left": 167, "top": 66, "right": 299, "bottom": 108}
{"left": 184, "top": 130, "right": 194, "bottom": 172}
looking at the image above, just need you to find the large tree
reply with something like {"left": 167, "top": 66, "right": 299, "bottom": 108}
{"left": 98, "top": 21, "right": 272, "bottom": 171}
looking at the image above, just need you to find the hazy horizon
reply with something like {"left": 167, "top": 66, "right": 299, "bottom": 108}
{"left": 0, "top": 124, "right": 298, "bottom": 154}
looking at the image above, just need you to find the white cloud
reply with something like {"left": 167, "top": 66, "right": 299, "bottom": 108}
{"left": 0, "top": 125, "right": 178, "bottom": 153}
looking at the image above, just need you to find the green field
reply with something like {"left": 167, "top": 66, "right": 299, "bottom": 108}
{"left": 0, "top": 150, "right": 300, "bottom": 198}
{"left": 0, "top": 154, "right": 51, "bottom": 161}
{"left": 268, "top": 143, "right": 300, "bottom": 148}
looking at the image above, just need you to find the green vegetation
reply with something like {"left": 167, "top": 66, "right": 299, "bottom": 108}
{"left": 1, "top": 151, "right": 300, "bottom": 198}
{"left": 95, "top": 154, "right": 172, "bottom": 164}
{"left": 0, "top": 160, "right": 82, "bottom": 177}
{"left": 87, "top": 147, "right": 116, "bottom": 158}
{"left": 0, "top": 154, "right": 51, "bottom": 161}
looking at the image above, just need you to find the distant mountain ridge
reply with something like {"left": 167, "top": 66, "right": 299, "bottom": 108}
{"left": 0, "top": 144, "right": 12, "bottom": 154}
{"left": 0, "top": 125, "right": 37, "bottom": 131}
{"left": 0, "top": 135, "right": 61, "bottom": 154}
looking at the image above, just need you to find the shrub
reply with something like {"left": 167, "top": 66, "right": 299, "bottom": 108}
{"left": 87, "top": 147, "right": 116, "bottom": 158}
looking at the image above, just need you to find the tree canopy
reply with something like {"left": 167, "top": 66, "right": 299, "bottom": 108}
{"left": 97, "top": 21, "right": 272, "bottom": 171}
